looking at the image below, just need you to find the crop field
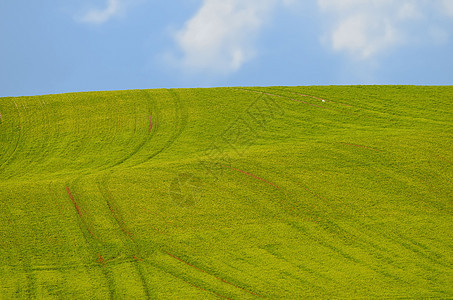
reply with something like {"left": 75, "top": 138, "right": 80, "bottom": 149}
{"left": 0, "top": 86, "right": 452, "bottom": 298}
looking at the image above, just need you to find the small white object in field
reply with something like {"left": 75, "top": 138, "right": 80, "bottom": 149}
{"left": 322, "top": 100, "right": 325, "bottom": 102}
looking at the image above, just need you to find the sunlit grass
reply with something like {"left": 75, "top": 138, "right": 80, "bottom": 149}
{"left": 0, "top": 86, "right": 452, "bottom": 298}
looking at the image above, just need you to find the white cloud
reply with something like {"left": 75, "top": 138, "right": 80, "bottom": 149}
{"left": 330, "top": 13, "right": 398, "bottom": 58}
{"left": 318, "top": 0, "right": 422, "bottom": 59}
{"left": 439, "top": 0, "right": 453, "bottom": 17}
{"left": 173, "top": 0, "right": 279, "bottom": 74}
{"left": 80, "top": 0, "right": 123, "bottom": 24}
{"left": 171, "top": 0, "right": 451, "bottom": 73}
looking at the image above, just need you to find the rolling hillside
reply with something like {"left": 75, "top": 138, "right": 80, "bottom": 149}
{"left": 0, "top": 86, "right": 452, "bottom": 298}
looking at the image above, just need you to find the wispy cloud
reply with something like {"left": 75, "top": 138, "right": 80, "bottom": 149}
{"left": 79, "top": 0, "right": 123, "bottom": 24}
{"left": 439, "top": 0, "right": 453, "bottom": 17}
{"left": 317, "top": 0, "right": 423, "bottom": 59}
{"left": 173, "top": 0, "right": 284, "bottom": 74}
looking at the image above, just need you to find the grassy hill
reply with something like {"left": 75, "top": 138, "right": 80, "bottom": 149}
{"left": 0, "top": 86, "right": 452, "bottom": 299}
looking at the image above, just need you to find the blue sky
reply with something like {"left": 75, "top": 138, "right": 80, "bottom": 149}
{"left": 1, "top": 0, "right": 452, "bottom": 97}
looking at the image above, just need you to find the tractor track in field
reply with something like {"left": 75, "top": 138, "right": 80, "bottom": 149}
{"left": 122, "top": 90, "right": 162, "bottom": 167}
{"left": 287, "top": 221, "right": 413, "bottom": 285}
{"left": 352, "top": 218, "right": 452, "bottom": 274}
{"left": 164, "top": 250, "right": 265, "bottom": 298}
{"left": 291, "top": 193, "right": 451, "bottom": 281}
{"left": 95, "top": 178, "right": 153, "bottom": 299}
{"left": 274, "top": 176, "right": 428, "bottom": 282}
{"left": 45, "top": 89, "right": 188, "bottom": 298}
{"left": 56, "top": 99, "right": 87, "bottom": 164}
{"left": 0, "top": 193, "right": 38, "bottom": 298}
{"left": 96, "top": 181, "right": 135, "bottom": 238}
{"left": 3, "top": 100, "right": 53, "bottom": 179}
{"left": 142, "top": 89, "right": 188, "bottom": 164}
{"left": 70, "top": 91, "right": 157, "bottom": 175}
{"left": 222, "top": 165, "right": 281, "bottom": 189}
{"left": 377, "top": 227, "right": 451, "bottom": 270}
{"left": 235, "top": 88, "right": 360, "bottom": 117}
{"left": 0, "top": 101, "right": 22, "bottom": 174}
{"left": 103, "top": 89, "right": 186, "bottom": 172}
{"left": 262, "top": 246, "right": 330, "bottom": 288}
{"left": 289, "top": 185, "right": 434, "bottom": 277}
{"left": 144, "top": 259, "right": 235, "bottom": 299}
{"left": 179, "top": 277, "right": 233, "bottom": 299}
{"left": 33, "top": 99, "right": 53, "bottom": 166}
{"left": 103, "top": 103, "right": 126, "bottom": 159}
{"left": 101, "top": 89, "right": 187, "bottom": 171}
{"left": 65, "top": 186, "right": 98, "bottom": 239}
{"left": 65, "top": 180, "right": 152, "bottom": 299}
{"left": 269, "top": 87, "right": 354, "bottom": 108}
{"left": 237, "top": 87, "right": 327, "bottom": 109}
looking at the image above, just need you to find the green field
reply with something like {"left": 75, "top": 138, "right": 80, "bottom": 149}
{"left": 0, "top": 86, "right": 452, "bottom": 299}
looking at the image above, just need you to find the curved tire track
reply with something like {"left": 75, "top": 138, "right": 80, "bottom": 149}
{"left": 222, "top": 165, "right": 281, "bottom": 189}
{"left": 95, "top": 178, "right": 153, "bottom": 299}
{"left": 164, "top": 251, "right": 265, "bottom": 298}
{"left": 0, "top": 101, "right": 22, "bottom": 175}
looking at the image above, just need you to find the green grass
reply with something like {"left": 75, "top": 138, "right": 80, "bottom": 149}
{"left": 0, "top": 86, "right": 452, "bottom": 299}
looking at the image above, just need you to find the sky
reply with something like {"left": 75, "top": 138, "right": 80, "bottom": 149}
{"left": 1, "top": 0, "right": 452, "bottom": 97}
